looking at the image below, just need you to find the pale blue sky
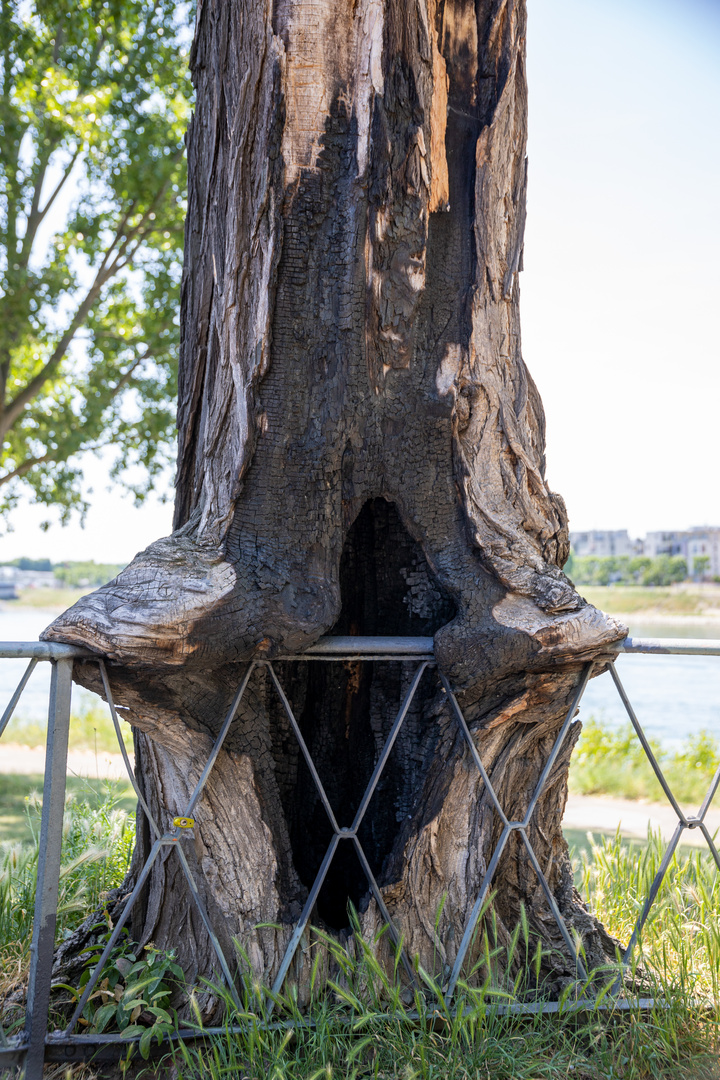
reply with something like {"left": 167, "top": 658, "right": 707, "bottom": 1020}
{"left": 523, "top": 0, "right": 720, "bottom": 539}
{"left": 2, "top": 0, "right": 719, "bottom": 562}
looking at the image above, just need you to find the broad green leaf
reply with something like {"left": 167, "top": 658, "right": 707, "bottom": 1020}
{"left": 139, "top": 1025, "right": 155, "bottom": 1059}
{"left": 119, "top": 1023, "right": 145, "bottom": 1039}
{"left": 146, "top": 1005, "right": 172, "bottom": 1024}
{"left": 93, "top": 1002, "right": 119, "bottom": 1034}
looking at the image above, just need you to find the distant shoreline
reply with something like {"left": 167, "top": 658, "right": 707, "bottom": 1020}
{"left": 578, "top": 583, "right": 720, "bottom": 624}
{"left": 616, "top": 613, "right": 720, "bottom": 626}
{"left": 4, "top": 583, "right": 720, "bottom": 623}
{"left": 0, "top": 587, "right": 91, "bottom": 614}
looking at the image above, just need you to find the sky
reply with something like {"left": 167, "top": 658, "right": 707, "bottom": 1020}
{"left": 2, "top": 0, "right": 719, "bottom": 563}
{"left": 522, "top": 0, "right": 720, "bottom": 539}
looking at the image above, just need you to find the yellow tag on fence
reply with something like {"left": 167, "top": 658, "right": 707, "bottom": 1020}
{"left": 173, "top": 817, "right": 195, "bottom": 829}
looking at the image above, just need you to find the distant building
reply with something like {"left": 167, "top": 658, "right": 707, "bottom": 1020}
{"left": 643, "top": 531, "right": 686, "bottom": 559}
{"left": 570, "top": 530, "right": 640, "bottom": 558}
{"left": 642, "top": 527, "right": 720, "bottom": 579}
{"left": 0, "top": 566, "right": 59, "bottom": 590}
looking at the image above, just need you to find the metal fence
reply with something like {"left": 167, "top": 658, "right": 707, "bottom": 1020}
{"left": 0, "top": 635, "right": 719, "bottom": 1077}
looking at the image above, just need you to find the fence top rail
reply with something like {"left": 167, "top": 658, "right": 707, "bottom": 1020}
{"left": 301, "top": 636, "right": 718, "bottom": 657}
{"left": 285, "top": 635, "right": 435, "bottom": 658}
{"left": 0, "top": 641, "right": 92, "bottom": 660}
{"left": 0, "top": 636, "right": 718, "bottom": 663}
{"left": 621, "top": 636, "right": 720, "bottom": 656}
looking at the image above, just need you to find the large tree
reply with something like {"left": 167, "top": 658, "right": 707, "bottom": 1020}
{"left": 46, "top": 0, "right": 625, "bottom": 1004}
{"left": 0, "top": 0, "right": 190, "bottom": 524}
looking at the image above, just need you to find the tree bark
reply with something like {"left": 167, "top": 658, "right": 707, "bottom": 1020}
{"left": 44, "top": 0, "right": 625, "bottom": 1002}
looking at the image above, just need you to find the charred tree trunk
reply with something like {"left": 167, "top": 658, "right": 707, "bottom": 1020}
{"left": 45, "top": 0, "right": 625, "bottom": 1001}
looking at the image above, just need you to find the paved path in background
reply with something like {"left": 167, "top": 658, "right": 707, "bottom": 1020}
{"left": 0, "top": 742, "right": 132, "bottom": 782}
{"left": 0, "top": 745, "right": 718, "bottom": 848}
{"left": 564, "top": 793, "right": 720, "bottom": 848}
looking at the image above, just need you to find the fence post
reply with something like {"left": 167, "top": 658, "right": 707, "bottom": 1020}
{"left": 23, "top": 657, "right": 73, "bottom": 1080}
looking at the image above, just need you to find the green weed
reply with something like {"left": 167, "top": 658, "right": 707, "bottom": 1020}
{"left": 162, "top": 841, "right": 720, "bottom": 1080}
{"left": 0, "top": 773, "right": 136, "bottom": 845}
{"left": 581, "top": 829, "right": 720, "bottom": 1009}
{"left": 0, "top": 782, "right": 135, "bottom": 1035}
{"left": 569, "top": 718, "right": 720, "bottom": 804}
{"left": 6, "top": 693, "right": 133, "bottom": 753}
{"left": 1, "top": 788, "right": 719, "bottom": 1078}
{"left": 58, "top": 934, "right": 184, "bottom": 1061}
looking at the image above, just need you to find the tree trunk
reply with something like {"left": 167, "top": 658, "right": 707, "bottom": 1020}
{"left": 44, "top": 0, "right": 625, "bottom": 1003}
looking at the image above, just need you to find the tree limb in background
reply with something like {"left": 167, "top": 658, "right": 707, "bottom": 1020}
{"left": 0, "top": 0, "right": 193, "bottom": 525}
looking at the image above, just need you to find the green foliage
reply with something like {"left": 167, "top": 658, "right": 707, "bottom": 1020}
{"left": 0, "top": 771, "right": 136, "bottom": 844}
{"left": 0, "top": 555, "right": 52, "bottom": 570}
{"left": 70, "top": 933, "right": 183, "bottom": 1058}
{"left": 641, "top": 555, "right": 688, "bottom": 587}
{"left": 569, "top": 554, "right": 688, "bottom": 587}
{"left": 570, "top": 718, "right": 720, "bottom": 803}
{"left": 9, "top": 690, "right": 133, "bottom": 751}
{"left": 168, "top": 869, "right": 720, "bottom": 1080}
{"left": 570, "top": 718, "right": 663, "bottom": 800}
{"left": 172, "top": 1001, "right": 718, "bottom": 1080}
{"left": 2, "top": 781, "right": 720, "bottom": 1077}
{"left": 0, "top": 0, "right": 193, "bottom": 523}
{"left": 693, "top": 555, "right": 711, "bottom": 580}
{"left": 581, "top": 830, "right": 720, "bottom": 1008}
{"left": 0, "top": 782, "right": 134, "bottom": 1034}
{"left": 0, "top": 556, "right": 122, "bottom": 582}
{"left": 53, "top": 559, "right": 123, "bottom": 586}
{"left": 667, "top": 729, "right": 720, "bottom": 802}
{"left": 0, "top": 783, "right": 134, "bottom": 944}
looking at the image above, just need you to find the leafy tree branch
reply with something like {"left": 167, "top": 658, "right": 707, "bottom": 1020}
{"left": 0, "top": 0, "right": 193, "bottom": 524}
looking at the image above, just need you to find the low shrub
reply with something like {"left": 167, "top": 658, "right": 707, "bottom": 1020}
{"left": 58, "top": 933, "right": 184, "bottom": 1059}
{"left": 569, "top": 718, "right": 720, "bottom": 804}
{"left": 566, "top": 554, "right": 688, "bottom": 587}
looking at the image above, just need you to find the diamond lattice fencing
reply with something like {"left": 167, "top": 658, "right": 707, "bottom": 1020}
{"left": 0, "top": 635, "right": 718, "bottom": 1077}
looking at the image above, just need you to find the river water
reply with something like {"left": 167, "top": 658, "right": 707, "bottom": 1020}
{"left": 0, "top": 607, "right": 718, "bottom": 750}
{"left": 580, "top": 620, "right": 720, "bottom": 749}
{"left": 0, "top": 607, "right": 67, "bottom": 724}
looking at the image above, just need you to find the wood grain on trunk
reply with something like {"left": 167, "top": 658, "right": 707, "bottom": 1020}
{"left": 45, "top": 0, "right": 626, "bottom": 1003}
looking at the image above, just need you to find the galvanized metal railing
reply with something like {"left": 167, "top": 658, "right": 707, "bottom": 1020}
{"left": 0, "top": 635, "right": 719, "bottom": 1075}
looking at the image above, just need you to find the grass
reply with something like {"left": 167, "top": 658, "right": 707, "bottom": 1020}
{"left": 10, "top": 586, "right": 93, "bottom": 610}
{"left": 581, "top": 829, "right": 720, "bottom": 1002}
{"left": 169, "top": 993, "right": 719, "bottom": 1080}
{"left": 569, "top": 719, "right": 720, "bottom": 803}
{"left": 0, "top": 773, "right": 136, "bottom": 844}
{"left": 0, "top": 594, "right": 133, "bottom": 846}
{"left": 0, "top": 694, "right": 135, "bottom": 842}
{"left": 166, "top": 831, "right": 720, "bottom": 1080}
{"left": 0, "top": 711, "right": 718, "bottom": 1078}
{"left": 0, "top": 783, "right": 135, "bottom": 1040}
{"left": 580, "top": 583, "right": 720, "bottom": 619}
{"left": 0, "top": 790, "right": 719, "bottom": 1077}
{"left": 5, "top": 693, "right": 134, "bottom": 753}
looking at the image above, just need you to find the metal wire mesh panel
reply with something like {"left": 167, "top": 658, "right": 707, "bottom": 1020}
{"left": 0, "top": 635, "right": 717, "bottom": 1077}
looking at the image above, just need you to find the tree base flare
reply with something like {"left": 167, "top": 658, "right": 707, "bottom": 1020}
{"left": 41, "top": 0, "right": 631, "bottom": 1007}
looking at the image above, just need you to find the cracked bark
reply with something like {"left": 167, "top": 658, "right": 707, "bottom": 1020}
{"left": 45, "top": 0, "right": 625, "bottom": 1003}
